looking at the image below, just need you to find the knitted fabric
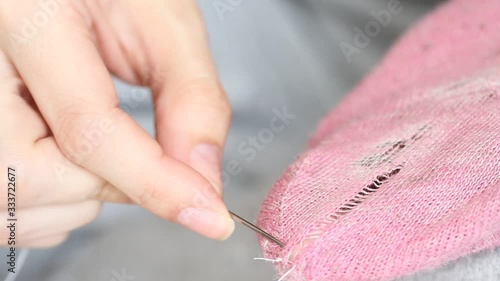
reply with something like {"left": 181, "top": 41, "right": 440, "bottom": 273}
{"left": 257, "top": 0, "right": 500, "bottom": 280}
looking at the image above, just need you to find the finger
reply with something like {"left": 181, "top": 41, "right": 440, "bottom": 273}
{"left": 0, "top": 52, "right": 126, "bottom": 208}
{"left": 0, "top": 151, "right": 132, "bottom": 209}
{"left": 0, "top": 102, "right": 131, "bottom": 208}
{"left": 152, "top": 1, "right": 231, "bottom": 194}
{"left": 33, "top": 136, "right": 133, "bottom": 205}
{"left": 20, "top": 233, "right": 69, "bottom": 248}
{"left": 0, "top": 111, "right": 132, "bottom": 209}
{"left": 0, "top": 50, "right": 48, "bottom": 143}
{"left": 0, "top": 2, "right": 233, "bottom": 240}
{"left": 0, "top": 201, "right": 100, "bottom": 246}
{"left": 155, "top": 76, "right": 230, "bottom": 196}
{"left": 131, "top": 0, "right": 231, "bottom": 195}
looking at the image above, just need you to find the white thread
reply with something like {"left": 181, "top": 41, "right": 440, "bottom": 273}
{"left": 253, "top": 257, "right": 283, "bottom": 263}
{"left": 4, "top": 249, "right": 30, "bottom": 281}
{"left": 263, "top": 240, "right": 269, "bottom": 249}
{"left": 284, "top": 249, "right": 295, "bottom": 262}
{"left": 277, "top": 265, "right": 296, "bottom": 281}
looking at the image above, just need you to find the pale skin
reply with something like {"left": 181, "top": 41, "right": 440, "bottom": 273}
{"left": 0, "top": 0, "right": 235, "bottom": 248}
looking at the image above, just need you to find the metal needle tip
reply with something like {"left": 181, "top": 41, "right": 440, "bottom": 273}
{"left": 229, "top": 211, "right": 285, "bottom": 247}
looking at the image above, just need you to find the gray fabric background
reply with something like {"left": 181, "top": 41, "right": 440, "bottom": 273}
{"left": 1, "top": 1, "right": 499, "bottom": 280}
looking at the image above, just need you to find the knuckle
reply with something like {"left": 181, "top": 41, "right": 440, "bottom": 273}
{"left": 137, "top": 179, "right": 171, "bottom": 217}
{"left": 175, "top": 77, "right": 231, "bottom": 115}
{"left": 171, "top": 78, "right": 232, "bottom": 133}
{"left": 55, "top": 110, "right": 109, "bottom": 166}
{"left": 56, "top": 112, "right": 92, "bottom": 162}
{"left": 216, "top": 96, "right": 232, "bottom": 121}
{"left": 137, "top": 183, "right": 159, "bottom": 211}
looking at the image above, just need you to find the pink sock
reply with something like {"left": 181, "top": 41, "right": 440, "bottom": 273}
{"left": 257, "top": 0, "right": 500, "bottom": 280}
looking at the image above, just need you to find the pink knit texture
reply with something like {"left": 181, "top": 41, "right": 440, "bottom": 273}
{"left": 257, "top": 1, "right": 500, "bottom": 280}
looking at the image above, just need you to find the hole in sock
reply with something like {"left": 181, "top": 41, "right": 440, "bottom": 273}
{"left": 289, "top": 165, "right": 403, "bottom": 262}
{"left": 336, "top": 165, "right": 402, "bottom": 217}
{"left": 356, "top": 125, "right": 430, "bottom": 167}
{"left": 363, "top": 187, "right": 376, "bottom": 193}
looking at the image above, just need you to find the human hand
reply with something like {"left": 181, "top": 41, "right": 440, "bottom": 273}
{"left": 0, "top": 0, "right": 233, "bottom": 248}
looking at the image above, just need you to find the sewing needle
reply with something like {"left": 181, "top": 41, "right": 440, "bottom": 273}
{"left": 229, "top": 211, "right": 285, "bottom": 247}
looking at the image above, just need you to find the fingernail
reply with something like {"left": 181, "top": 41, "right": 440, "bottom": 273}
{"left": 177, "top": 208, "right": 235, "bottom": 240}
{"left": 190, "top": 144, "right": 222, "bottom": 194}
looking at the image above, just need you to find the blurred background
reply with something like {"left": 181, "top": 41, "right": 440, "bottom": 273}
{"left": 5, "top": 1, "right": 499, "bottom": 280}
